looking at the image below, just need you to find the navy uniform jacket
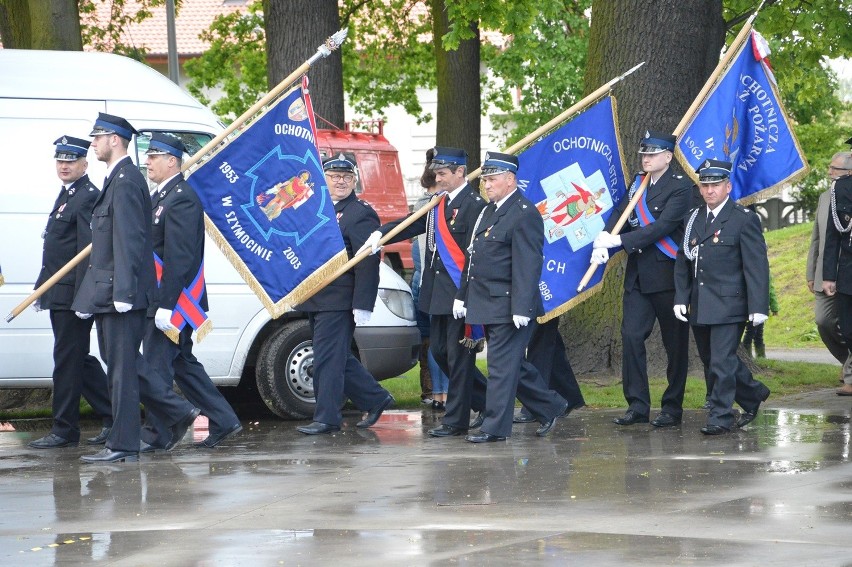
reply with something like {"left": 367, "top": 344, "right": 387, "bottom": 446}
{"left": 380, "top": 183, "right": 485, "bottom": 315}
{"left": 604, "top": 170, "right": 693, "bottom": 293}
{"left": 147, "top": 174, "right": 207, "bottom": 316}
{"left": 674, "top": 199, "right": 769, "bottom": 325}
{"left": 35, "top": 174, "right": 100, "bottom": 310}
{"left": 72, "top": 156, "right": 155, "bottom": 313}
{"left": 460, "top": 190, "right": 544, "bottom": 325}
{"left": 299, "top": 191, "right": 380, "bottom": 312}
{"left": 822, "top": 175, "right": 852, "bottom": 294}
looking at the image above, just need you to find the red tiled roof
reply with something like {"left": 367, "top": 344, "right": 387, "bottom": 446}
{"left": 83, "top": 0, "right": 251, "bottom": 57}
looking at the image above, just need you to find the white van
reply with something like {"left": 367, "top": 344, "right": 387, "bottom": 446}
{"left": 0, "top": 49, "right": 420, "bottom": 419}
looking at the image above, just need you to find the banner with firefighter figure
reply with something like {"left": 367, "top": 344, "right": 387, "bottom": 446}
{"left": 185, "top": 82, "right": 346, "bottom": 317}
{"left": 516, "top": 96, "right": 629, "bottom": 321}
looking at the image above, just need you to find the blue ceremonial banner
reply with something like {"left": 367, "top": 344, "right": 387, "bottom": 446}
{"left": 186, "top": 83, "right": 346, "bottom": 317}
{"left": 517, "top": 97, "right": 629, "bottom": 321}
{"left": 676, "top": 30, "right": 808, "bottom": 202}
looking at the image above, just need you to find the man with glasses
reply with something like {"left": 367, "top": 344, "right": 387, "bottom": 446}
{"left": 295, "top": 155, "right": 394, "bottom": 435}
{"left": 821, "top": 144, "right": 852, "bottom": 396}
{"left": 807, "top": 150, "right": 852, "bottom": 395}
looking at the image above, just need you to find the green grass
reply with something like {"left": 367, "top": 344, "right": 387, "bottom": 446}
{"left": 763, "top": 222, "right": 822, "bottom": 348}
{"left": 380, "top": 357, "right": 840, "bottom": 410}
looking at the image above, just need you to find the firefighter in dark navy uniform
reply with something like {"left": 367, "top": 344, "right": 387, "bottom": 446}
{"left": 822, "top": 143, "right": 852, "bottom": 393}
{"left": 674, "top": 159, "right": 771, "bottom": 434}
{"left": 73, "top": 113, "right": 200, "bottom": 463}
{"left": 27, "top": 136, "right": 113, "bottom": 449}
{"left": 295, "top": 155, "right": 394, "bottom": 435}
{"left": 455, "top": 151, "right": 568, "bottom": 442}
{"left": 361, "top": 147, "right": 490, "bottom": 437}
{"left": 592, "top": 130, "right": 692, "bottom": 428}
{"left": 138, "top": 133, "right": 242, "bottom": 450}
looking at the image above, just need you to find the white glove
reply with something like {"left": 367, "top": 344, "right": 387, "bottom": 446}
{"left": 749, "top": 313, "right": 768, "bottom": 326}
{"left": 353, "top": 309, "right": 371, "bottom": 325}
{"left": 590, "top": 247, "right": 609, "bottom": 265}
{"left": 673, "top": 304, "right": 688, "bottom": 322}
{"left": 593, "top": 231, "right": 621, "bottom": 249}
{"left": 357, "top": 231, "right": 383, "bottom": 255}
{"left": 155, "top": 308, "right": 177, "bottom": 332}
{"left": 75, "top": 311, "right": 92, "bottom": 319}
{"left": 31, "top": 299, "right": 43, "bottom": 313}
{"left": 513, "top": 315, "right": 530, "bottom": 329}
{"left": 114, "top": 301, "right": 132, "bottom": 313}
{"left": 452, "top": 299, "right": 466, "bottom": 319}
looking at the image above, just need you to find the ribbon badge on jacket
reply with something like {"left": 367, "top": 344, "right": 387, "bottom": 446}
{"left": 633, "top": 174, "right": 679, "bottom": 259}
{"left": 153, "top": 253, "right": 212, "bottom": 344}
{"left": 433, "top": 196, "right": 485, "bottom": 350}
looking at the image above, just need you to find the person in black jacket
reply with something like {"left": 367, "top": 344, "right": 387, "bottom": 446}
{"left": 138, "top": 133, "right": 242, "bottom": 450}
{"left": 592, "top": 131, "right": 692, "bottom": 428}
{"left": 674, "top": 159, "right": 771, "bottom": 434}
{"left": 73, "top": 113, "right": 199, "bottom": 463}
{"left": 295, "top": 155, "right": 394, "bottom": 435}
{"left": 28, "top": 136, "right": 113, "bottom": 449}
{"left": 822, "top": 145, "right": 852, "bottom": 393}
{"left": 456, "top": 151, "right": 568, "bottom": 442}
{"left": 361, "top": 147, "right": 489, "bottom": 437}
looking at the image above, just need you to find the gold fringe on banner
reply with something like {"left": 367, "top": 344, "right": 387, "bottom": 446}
{"left": 195, "top": 318, "right": 214, "bottom": 343}
{"left": 280, "top": 250, "right": 349, "bottom": 314}
{"left": 0, "top": 274, "right": 4, "bottom": 287}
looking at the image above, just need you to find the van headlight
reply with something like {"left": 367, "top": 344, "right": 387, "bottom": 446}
{"left": 378, "top": 288, "right": 416, "bottom": 321}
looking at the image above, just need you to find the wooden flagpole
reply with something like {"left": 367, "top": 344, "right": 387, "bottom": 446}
{"left": 5, "top": 29, "right": 349, "bottom": 324}
{"left": 575, "top": 3, "right": 765, "bottom": 293}
{"left": 289, "top": 62, "right": 647, "bottom": 310}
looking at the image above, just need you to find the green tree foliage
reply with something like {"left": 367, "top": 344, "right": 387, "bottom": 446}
{"left": 183, "top": 1, "right": 267, "bottom": 123}
{"left": 78, "top": 0, "right": 170, "bottom": 60}
{"left": 724, "top": 0, "right": 852, "bottom": 213}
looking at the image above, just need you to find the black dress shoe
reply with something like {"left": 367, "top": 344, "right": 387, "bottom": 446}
{"left": 195, "top": 423, "right": 243, "bottom": 448}
{"left": 166, "top": 408, "right": 201, "bottom": 450}
{"left": 702, "top": 400, "right": 712, "bottom": 410}
{"left": 738, "top": 390, "right": 770, "bottom": 427}
{"left": 357, "top": 395, "right": 395, "bottom": 428}
{"left": 700, "top": 424, "right": 730, "bottom": 435}
{"left": 613, "top": 410, "right": 649, "bottom": 426}
{"left": 513, "top": 412, "right": 537, "bottom": 424}
{"left": 28, "top": 433, "right": 77, "bottom": 449}
{"left": 86, "top": 427, "right": 111, "bottom": 445}
{"left": 465, "top": 432, "right": 506, "bottom": 443}
{"left": 80, "top": 448, "right": 139, "bottom": 463}
{"left": 469, "top": 412, "right": 484, "bottom": 429}
{"left": 650, "top": 413, "right": 682, "bottom": 428}
{"left": 536, "top": 415, "right": 559, "bottom": 437}
{"left": 428, "top": 424, "right": 466, "bottom": 437}
{"left": 296, "top": 422, "right": 340, "bottom": 435}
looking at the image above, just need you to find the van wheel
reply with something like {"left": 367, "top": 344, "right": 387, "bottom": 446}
{"left": 255, "top": 320, "right": 316, "bottom": 419}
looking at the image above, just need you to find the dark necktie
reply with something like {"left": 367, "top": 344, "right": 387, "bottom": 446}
{"left": 706, "top": 211, "right": 715, "bottom": 232}
{"left": 483, "top": 202, "right": 497, "bottom": 222}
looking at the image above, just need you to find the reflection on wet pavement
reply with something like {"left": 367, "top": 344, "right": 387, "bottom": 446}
{"left": 1, "top": 406, "right": 851, "bottom": 565}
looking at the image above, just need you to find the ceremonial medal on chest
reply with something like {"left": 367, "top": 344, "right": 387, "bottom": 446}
{"left": 56, "top": 203, "right": 67, "bottom": 218}
{"left": 450, "top": 209, "right": 458, "bottom": 225}
{"left": 712, "top": 229, "right": 720, "bottom": 243}
{"left": 154, "top": 205, "right": 164, "bottom": 224}
{"left": 336, "top": 211, "right": 342, "bottom": 221}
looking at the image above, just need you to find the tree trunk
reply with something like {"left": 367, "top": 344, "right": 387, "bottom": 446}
{"left": 0, "top": 0, "right": 82, "bottom": 49}
{"left": 263, "top": 0, "right": 344, "bottom": 129}
{"left": 430, "top": 0, "right": 481, "bottom": 171}
{"left": 567, "top": 0, "right": 726, "bottom": 377}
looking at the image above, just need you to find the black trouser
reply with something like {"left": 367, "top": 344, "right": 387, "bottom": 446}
{"left": 432, "top": 314, "right": 487, "bottom": 429}
{"left": 49, "top": 310, "right": 112, "bottom": 441}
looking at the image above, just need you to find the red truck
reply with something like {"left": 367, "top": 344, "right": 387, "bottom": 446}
{"left": 316, "top": 121, "right": 413, "bottom": 273}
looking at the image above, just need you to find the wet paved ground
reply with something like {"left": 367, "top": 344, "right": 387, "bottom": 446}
{"left": 1, "top": 393, "right": 851, "bottom": 567}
